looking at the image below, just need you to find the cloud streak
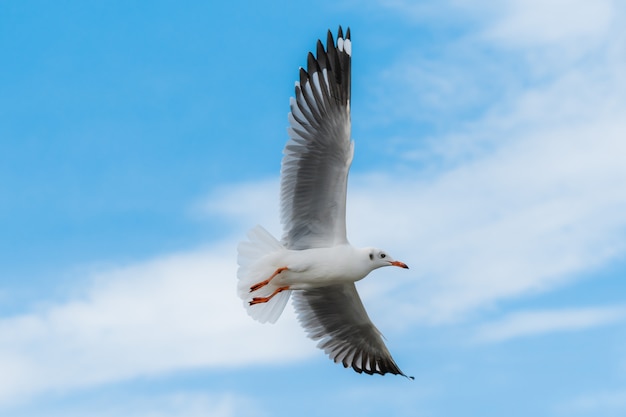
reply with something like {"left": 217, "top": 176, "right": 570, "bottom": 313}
{"left": 484, "top": 0, "right": 614, "bottom": 46}
{"left": 30, "top": 391, "right": 263, "bottom": 417}
{"left": 0, "top": 244, "right": 313, "bottom": 405}
{"left": 472, "top": 306, "right": 626, "bottom": 343}
{"left": 344, "top": 0, "right": 626, "bottom": 328}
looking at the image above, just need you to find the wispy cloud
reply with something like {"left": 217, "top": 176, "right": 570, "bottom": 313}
{"left": 198, "top": 178, "right": 281, "bottom": 233}
{"left": 473, "top": 306, "right": 626, "bottom": 343}
{"left": 34, "top": 391, "right": 263, "bottom": 417}
{"left": 484, "top": 0, "right": 614, "bottom": 46}
{"left": 343, "top": 0, "right": 626, "bottom": 328}
{"left": 0, "top": 245, "right": 313, "bottom": 405}
{"left": 377, "top": 0, "right": 616, "bottom": 47}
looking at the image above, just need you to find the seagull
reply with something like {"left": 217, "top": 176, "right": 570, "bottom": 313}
{"left": 237, "top": 27, "right": 410, "bottom": 377}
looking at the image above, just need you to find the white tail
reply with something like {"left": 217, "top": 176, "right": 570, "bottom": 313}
{"left": 237, "top": 225, "right": 292, "bottom": 324}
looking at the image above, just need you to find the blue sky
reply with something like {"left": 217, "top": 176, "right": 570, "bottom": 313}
{"left": 2, "top": 0, "right": 626, "bottom": 416}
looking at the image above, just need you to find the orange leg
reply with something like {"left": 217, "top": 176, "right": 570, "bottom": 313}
{"left": 249, "top": 286, "right": 290, "bottom": 305}
{"left": 249, "top": 266, "right": 288, "bottom": 292}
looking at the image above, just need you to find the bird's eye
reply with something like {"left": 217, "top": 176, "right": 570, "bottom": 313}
{"left": 369, "top": 253, "right": 374, "bottom": 260}
{"left": 380, "top": 253, "right": 386, "bottom": 259}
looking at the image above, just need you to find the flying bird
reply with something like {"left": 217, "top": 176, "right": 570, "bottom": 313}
{"left": 237, "top": 27, "right": 410, "bottom": 377}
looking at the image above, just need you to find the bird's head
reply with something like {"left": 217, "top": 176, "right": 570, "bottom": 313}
{"left": 365, "top": 248, "right": 409, "bottom": 271}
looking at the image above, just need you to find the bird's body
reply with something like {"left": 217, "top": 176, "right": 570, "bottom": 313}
{"left": 261, "top": 246, "right": 372, "bottom": 288}
{"left": 240, "top": 235, "right": 390, "bottom": 290}
{"left": 237, "top": 27, "right": 410, "bottom": 377}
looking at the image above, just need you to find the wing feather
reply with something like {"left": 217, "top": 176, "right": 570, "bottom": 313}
{"left": 293, "top": 283, "right": 408, "bottom": 377}
{"left": 280, "top": 27, "right": 353, "bottom": 250}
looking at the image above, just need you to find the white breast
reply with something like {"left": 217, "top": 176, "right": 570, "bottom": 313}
{"left": 273, "top": 245, "right": 372, "bottom": 290}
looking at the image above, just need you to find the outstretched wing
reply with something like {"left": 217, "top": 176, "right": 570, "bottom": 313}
{"left": 293, "top": 283, "right": 408, "bottom": 377}
{"left": 280, "top": 27, "right": 353, "bottom": 250}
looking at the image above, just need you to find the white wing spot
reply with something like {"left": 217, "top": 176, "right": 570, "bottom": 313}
{"left": 322, "top": 68, "right": 330, "bottom": 93}
{"left": 337, "top": 37, "right": 344, "bottom": 52}
{"left": 312, "top": 71, "right": 323, "bottom": 99}
{"left": 304, "top": 81, "right": 320, "bottom": 114}
{"left": 344, "top": 39, "right": 352, "bottom": 56}
{"left": 290, "top": 97, "right": 307, "bottom": 123}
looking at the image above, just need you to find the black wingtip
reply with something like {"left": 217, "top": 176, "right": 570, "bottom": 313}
{"left": 326, "top": 29, "right": 334, "bottom": 48}
{"left": 337, "top": 25, "right": 344, "bottom": 39}
{"left": 346, "top": 27, "right": 351, "bottom": 40}
{"left": 299, "top": 67, "right": 309, "bottom": 84}
{"left": 307, "top": 51, "right": 319, "bottom": 74}
{"left": 316, "top": 39, "right": 324, "bottom": 56}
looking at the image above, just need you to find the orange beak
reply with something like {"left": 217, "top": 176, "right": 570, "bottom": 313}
{"left": 391, "top": 260, "right": 409, "bottom": 269}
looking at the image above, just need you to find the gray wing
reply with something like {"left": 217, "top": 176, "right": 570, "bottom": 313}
{"left": 281, "top": 27, "right": 353, "bottom": 250}
{"left": 293, "top": 283, "right": 409, "bottom": 377}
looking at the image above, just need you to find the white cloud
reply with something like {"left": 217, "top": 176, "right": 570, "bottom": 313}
{"left": 472, "top": 307, "right": 626, "bottom": 343}
{"left": 31, "top": 391, "right": 264, "bottom": 417}
{"left": 346, "top": 62, "right": 626, "bottom": 324}
{"left": 377, "top": 0, "right": 616, "bottom": 47}
{"left": 484, "top": 0, "right": 614, "bottom": 46}
{"left": 0, "top": 243, "right": 314, "bottom": 406}
{"left": 342, "top": 0, "right": 626, "bottom": 329}
{"left": 197, "top": 178, "right": 281, "bottom": 233}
